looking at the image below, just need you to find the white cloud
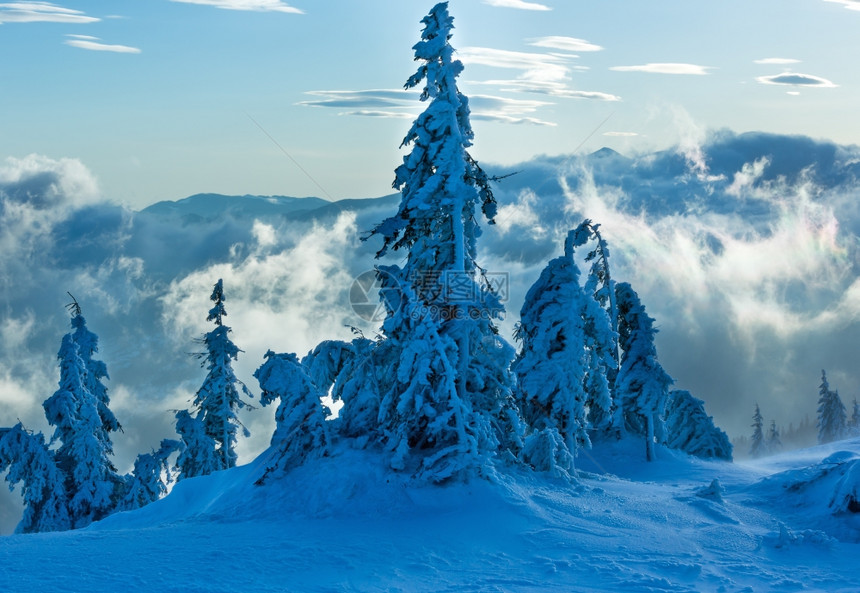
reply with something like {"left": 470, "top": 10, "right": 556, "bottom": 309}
{"left": 603, "top": 131, "right": 638, "bottom": 137}
{"left": 529, "top": 36, "right": 603, "bottom": 53}
{"left": 754, "top": 57, "right": 801, "bottom": 65}
{"left": 468, "top": 94, "right": 556, "bottom": 126}
{"left": 610, "top": 63, "right": 713, "bottom": 75}
{"left": 0, "top": 1, "right": 98, "bottom": 23}
{"left": 824, "top": 0, "right": 860, "bottom": 11}
{"left": 169, "top": 0, "right": 303, "bottom": 13}
{"left": 65, "top": 35, "right": 141, "bottom": 54}
{"left": 482, "top": 0, "right": 551, "bottom": 11}
{"left": 460, "top": 47, "right": 620, "bottom": 102}
{"left": 756, "top": 72, "right": 837, "bottom": 88}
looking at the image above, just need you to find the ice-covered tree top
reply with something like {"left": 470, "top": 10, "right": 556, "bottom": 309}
{"left": 207, "top": 279, "right": 227, "bottom": 326}
{"left": 367, "top": 1, "right": 497, "bottom": 269}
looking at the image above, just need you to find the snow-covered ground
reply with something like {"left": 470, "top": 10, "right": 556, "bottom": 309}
{"left": 2, "top": 438, "right": 860, "bottom": 592}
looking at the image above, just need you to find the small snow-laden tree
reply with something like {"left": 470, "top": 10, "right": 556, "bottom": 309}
{"left": 817, "top": 370, "right": 847, "bottom": 444}
{"left": 189, "top": 279, "right": 252, "bottom": 472}
{"left": 67, "top": 301, "right": 121, "bottom": 457}
{"left": 664, "top": 390, "right": 732, "bottom": 461}
{"left": 254, "top": 351, "right": 331, "bottom": 484}
{"left": 570, "top": 220, "right": 619, "bottom": 435}
{"left": 363, "top": 3, "right": 518, "bottom": 466}
{"left": 376, "top": 270, "right": 496, "bottom": 482}
{"left": 750, "top": 404, "right": 766, "bottom": 458}
{"left": 174, "top": 410, "right": 220, "bottom": 479}
{"left": 302, "top": 335, "right": 386, "bottom": 441}
{"left": 514, "top": 230, "right": 596, "bottom": 475}
{"left": 118, "top": 439, "right": 181, "bottom": 511}
{"left": 43, "top": 332, "right": 119, "bottom": 527}
{"left": 520, "top": 427, "right": 575, "bottom": 480}
{"left": 767, "top": 420, "right": 782, "bottom": 452}
{"left": 615, "top": 282, "right": 673, "bottom": 462}
{"left": 850, "top": 399, "right": 860, "bottom": 436}
{"left": 0, "top": 424, "right": 71, "bottom": 534}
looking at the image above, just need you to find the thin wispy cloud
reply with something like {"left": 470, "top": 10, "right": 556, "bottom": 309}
{"left": 169, "top": 0, "right": 303, "bottom": 14}
{"left": 824, "top": 0, "right": 860, "bottom": 11}
{"left": 603, "top": 131, "right": 639, "bottom": 137}
{"left": 65, "top": 35, "right": 141, "bottom": 54}
{"left": 299, "top": 89, "right": 418, "bottom": 118}
{"left": 528, "top": 36, "right": 603, "bottom": 53}
{"left": 301, "top": 89, "right": 556, "bottom": 125}
{"left": 469, "top": 94, "right": 556, "bottom": 126}
{"left": 0, "top": 1, "right": 99, "bottom": 23}
{"left": 460, "top": 46, "right": 620, "bottom": 102}
{"left": 754, "top": 58, "right": 801, "bottom": 65}
{"left": 482, "top": 0, "right": 551, "bottom": 11}
{"left": 756, "top": 72, "right": 837, "bottom": 88}
{"left": 610, "top": 63, "right": 712, "bottom": 75}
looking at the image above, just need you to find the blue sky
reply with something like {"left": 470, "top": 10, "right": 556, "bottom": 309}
{"left": 1, "top": 0, "right": 858, "bottom": 208}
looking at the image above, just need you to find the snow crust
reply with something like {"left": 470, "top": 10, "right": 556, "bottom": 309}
{"left": 3, "top": 437, "right": 860, "bottom": 592}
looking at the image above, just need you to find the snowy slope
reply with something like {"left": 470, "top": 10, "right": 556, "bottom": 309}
{"left": 2, "top": 440, "right": 860, "bottom": 592}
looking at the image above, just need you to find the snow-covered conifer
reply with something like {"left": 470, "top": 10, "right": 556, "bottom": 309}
{"left": 303, "top": 335, "right": 384, "bottom": 441}
{"left": 850, "top": 399, "right": 860, "bottom": 436}
{"left": 817, "top": 370, "right": 847, "bottom": 444}
{"left": 570, "top": 220, "right": 619, "bottom": 434}
{"left": 118, "top": 440, "right": 181, "bottom": 511}
{"left": 363, "top": 3, "right": 520, "bottom": 472}
{"left": 514, "top": 230, "right": 602, "bottom": 475}
{"left": 254, "top": 351, "right": 330, "bottom": 482}
{"left": 0, "top": 424, "right": 70, "bottom": 534}
{"left": 186, "top": 279, "right": 252, "bottom": 473}
{"left": 43, "top": 327, "right": 119, "bottom": 527}
{"left": 67, "top": 299, "right": 121, "bottom": 456}
{"left": 615, "top": 282, "right": 673, "bottom": 461}
{"left": 767, "top": 420, "right": 782, "bottom": 452}
{"left": 664, "top": 390, "right": 732, "bottom": 460}
{"left": 749, "top": 404, "right": 766, "bottom": 458}
{"left": 174, "top": 410, "right": 220, "bottom": 479}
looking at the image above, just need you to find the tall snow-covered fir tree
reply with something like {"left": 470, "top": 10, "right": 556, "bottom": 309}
{"left": 43, "top": 323, "right": 120, "bottom": 527}
{"left": 570, "top": 220, "right": 619, "bottom": 435}
{"left": 615, "top": 282, "right": 673, "bottom": 462}
{"left": 664, "top": 390, "right": 732, "bottom": 461}
{"left": 0, "top": 424, "right": 71, "bottom": 534}
{"left": 362, "top": 2, "right": 520, "bottom": 477}
{"left": 514, "top": 229, "right": 612, "bottom": 477}
{"left": 817, "top": 369, "right": 847, "bottom": 444}
{"left": 749, "top": 404, "right": 766, "bottom": 458}
{"left": 180, "top": 279, "right": 252, "bottom": 475}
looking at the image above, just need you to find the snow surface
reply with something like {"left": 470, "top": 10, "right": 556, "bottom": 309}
{"left": 3, "top": 438, "right": 860, "bottom": 592}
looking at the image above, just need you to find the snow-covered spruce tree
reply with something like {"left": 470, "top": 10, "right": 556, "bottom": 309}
{"left": 174, "top": 410, "right": 220, "bottom": 479}
{"left": 749, "top": 404, "right": 766, "bottom": 458}
{"left": 43, "top": 329, "right": 121, "bottom": 527}
{"left": 850, "top": 399, "right": 860, "bottom": 436}
{"left": 118, "top": 439, "right": 181, "bottom": 511}
{"left": 817, "top": 369, "right": 847, "bottom": 444}
{"left": 67, "top": 297, "right": 121, "bottom": 458}
{"left": 663, "top": 390, "right": 732, "bottom": 461}
{"left": 183, "top": 279, "right": 252, "bottom": 474}
{"left": 0, "top": 424, "right": 71, "bottom": 533}
{"left": 513, "top": 229, "right": 610, "bottom": 477}
{"left": 363, "top": 2, "right": 521, "bottom": 476}
{"left": 254, "top": 351, "right": 330, "bottom": 483}
{"left": 302, "top": 334, "right": 385, "bottom": 442}
{"left": 570, "top": 220, "right": 619, "bottom": 435}
{"left": 767, "top": 420, "right": 782, "bottom": 453}
{"left": 614, "top": 282, "right": 673, "bottom": 462}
